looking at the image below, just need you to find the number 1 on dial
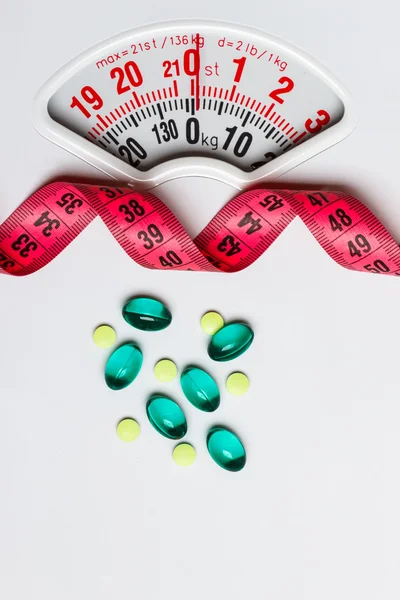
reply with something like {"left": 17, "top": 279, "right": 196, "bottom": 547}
{"left": 233, "top": 57, "right": 246, "bottom": 83}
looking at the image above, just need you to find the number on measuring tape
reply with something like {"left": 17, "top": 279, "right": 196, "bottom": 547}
{"left": 217, "top": 235, "right": 242, "bottom": 256}
{"left": 137, "top": 225, "right": 164, "bottom": 249}
{"left": 159, "top": 251, "right": 183, "bottom": 268}
{"left": 363, "top": 260, "right": 390, "bottom": 274}
{"left": 56, "top": 192, "right": 84, "bottom": 214}
{"left": 0, "top": 253, "right": 15, "bottom": 270}
{"left": 237, "top": 211, "right": 263, "bottom": 234}
{"left": 33, "top": 211, "right": 61, "bottom": 237}
{"left": 328, "top": 209, "right": 352, "bottom": 232}
{"left": 118, "top": 198, "right": 145, "bottom": 222}
{"left": 11, "top": 234, "right": 38, "bottom": 257}
{"left": 307, "top": 192, "right": 330, "bottom": 207}
{"left": 259, "top": 194, "right": 284, "bottom": 211}
{"left": 99, "top": 187, "right": 125, "bottom": 198}
{"left": 348, "top": 234, "right": 371, "bottom": 257}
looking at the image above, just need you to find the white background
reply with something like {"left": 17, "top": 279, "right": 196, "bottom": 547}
{"left": 1, "top": 2, "right": 400, "bottom": 599}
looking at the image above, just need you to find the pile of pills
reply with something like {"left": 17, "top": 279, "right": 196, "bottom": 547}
{"left": 93, "top": 298, "right": 253, "bottom": 472}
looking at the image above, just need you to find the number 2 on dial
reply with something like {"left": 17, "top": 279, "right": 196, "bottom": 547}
{"left": 269, "top": 77, "right": 294, "bottom": 104}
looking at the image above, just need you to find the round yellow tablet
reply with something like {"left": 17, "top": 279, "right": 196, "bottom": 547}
{"left": 116, "top": 418, "right": 140, "bottom": 442}
{"left": 200, "top": 311, "right": 224, "bottom": 335}
{"left": 93, "top": 324, "right": 117, "bottom": 348}
{"left": 173, "top": 443, "right": 196, "bottom": 466}
{"left": 154, "top": 359, "right": 178, "bottom": 382}
{"left": 226, "top": 372, "right": 250, "bottom": 396}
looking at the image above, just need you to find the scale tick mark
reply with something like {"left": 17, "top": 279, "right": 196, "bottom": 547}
{"left": 107, "top": 131, "right": 119, "bottom": 145}
{"left": 242, "top": 111, "right": 251, "bottom": 127}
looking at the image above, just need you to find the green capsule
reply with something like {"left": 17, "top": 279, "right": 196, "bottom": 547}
{"left": 180, "top": 366, "right": 220, "bottom": 412}
{"left": 207, "top": 323, "right": 254, "bottom": 362}
{"left": 122, "top": 297, "right": 172, "bottom": 331}
{"left": 207, "top": 427, "right": 246, "bottom": 472}
{"left": 105, "top": 342, "right": 143, "bottom": 390}
{"left": 146, "top": 394, "right": 187, "bottom": 440}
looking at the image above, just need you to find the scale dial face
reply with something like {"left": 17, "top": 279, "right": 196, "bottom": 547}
{"left": 34, "top": 20, "right": 356, "bottom": 189}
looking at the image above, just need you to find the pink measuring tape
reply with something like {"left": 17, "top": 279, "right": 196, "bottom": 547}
{"left": 1, "top": 182, "right": 399, "bottom": 276}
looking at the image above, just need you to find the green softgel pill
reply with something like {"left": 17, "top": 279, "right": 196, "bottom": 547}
{"left": 122, "top": 297, "right": 172, "bottom": 331}
{"left": 180, "top": 366, "right": 220, "bottom": 412}
{"left": 208, "top": 323, "right": 254, "bottom": 362}
{"left": 105, "top": 342, "right": 143, "bottom": 390}
{"left": 173, "top": 443, "right": 196, "bottom": 466}
{"left": 207, "top": 427, "right": 246, "bottom": 472}
{"left": 146, "top": 394, "right": 187, "bottom": 440}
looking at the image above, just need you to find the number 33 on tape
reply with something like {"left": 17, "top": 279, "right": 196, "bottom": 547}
{"left": 0, "top": 183, "right": 400, "bottom": 277}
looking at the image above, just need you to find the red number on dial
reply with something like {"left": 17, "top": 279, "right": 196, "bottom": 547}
{"left": 269, "top": 77, "right": 294, "bottom": 104}
{"left": 70, "top": 86, "right": 103, "bottom": 118}
{"left": 305, "top": 109, "right": 331, "bottom": 133}
{"left": 233, "top": 57, "right": 246, "bottom": 83}
{"left": 111, "top": 61, "right": 143, "bottom": 94}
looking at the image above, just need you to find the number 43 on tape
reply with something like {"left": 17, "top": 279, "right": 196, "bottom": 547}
{"left": 0, "top": 182, "right": 399, "bottom": 276}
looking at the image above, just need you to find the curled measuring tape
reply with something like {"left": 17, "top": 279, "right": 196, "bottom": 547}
{"left": 1, "top": 183, "right": 400, "bottom": 276}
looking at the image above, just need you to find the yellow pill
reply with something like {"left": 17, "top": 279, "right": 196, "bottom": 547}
{"left": 173, "top": 443, "right": 197, "bottom": 466}
{"left": 200, "top": 311, "right": 224, "bottom": 335}
{"left": 93, "top": 324, "right": 117, "bottom": 348}
{"left": 226, "top": 372, "right": 250, "bottom": 396}
{"left": 116, "top": 418, "right": 141, "bottom": 442}
{"left": 154, "top": 359, "right": 178, "bottom": 382}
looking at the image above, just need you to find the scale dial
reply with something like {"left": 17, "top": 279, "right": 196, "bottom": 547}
{"left": 34, "top": 20, "right": 356, "bottom": 189}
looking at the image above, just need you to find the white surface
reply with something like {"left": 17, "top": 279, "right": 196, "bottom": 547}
{"left": 1, "top": 2, "right": 400, "bottom": 600}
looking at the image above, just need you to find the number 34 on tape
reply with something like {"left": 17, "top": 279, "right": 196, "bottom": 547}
{"left": 0, "top": 182, "right": 399, "bottom": 277}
